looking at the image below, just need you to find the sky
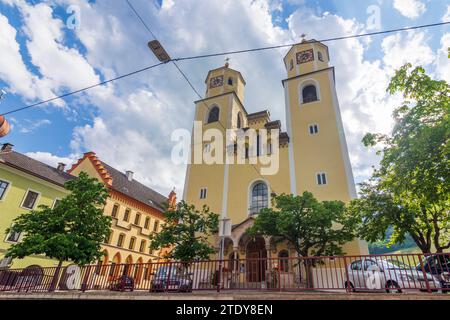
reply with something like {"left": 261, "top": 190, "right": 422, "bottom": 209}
{"left": 0, "top": 0, "right": 449, "bottom": 197}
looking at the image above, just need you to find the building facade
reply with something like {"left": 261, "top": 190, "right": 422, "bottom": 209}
{"left": 68, "top": 151, "right": 173, "bottom": 271}
{"left": 0, "top": 145, "right": 172, "bottom": 275}
{"left": 183, "top": 40, "right": 369, "bottom": 267}
{"left": 0, "top": 143, "right": 73, "bottom": 269}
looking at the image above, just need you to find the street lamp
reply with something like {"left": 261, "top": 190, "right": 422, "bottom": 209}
{"left": 148, "top": 40, "right": 171, "bottom": 63}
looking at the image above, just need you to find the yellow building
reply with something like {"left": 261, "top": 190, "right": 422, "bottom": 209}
{"left": 1, "top": 146, "right": 172, "bottom": 279}
{"left": 183, "top": 40, "right": 369, "bottom": 265}
{"left": 68, "top": 152, "right": 173, "bottom": 274}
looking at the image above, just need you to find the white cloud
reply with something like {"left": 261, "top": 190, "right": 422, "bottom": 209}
{"left": 26, "top": 151, "right": 77, "bottom": 169}
{"left": 393, "top": 0, "right": 426, "bottom": 19}
{"left": 19, "top": 119, "right": 51, "bottom": 134}
{"left": 1, "top": 0, "right": 445, "bottom": 196}
{"left": 435, "top": 33, "right": 450, "bottom": 82}
{"left": 442, "top": 5, "right": 450, "bottom": 22}
{"left": 0, "top": 13, "right": 56, "bottom": 103}
{"left": 381, "top": 31, "right": 435, "bottom": 71}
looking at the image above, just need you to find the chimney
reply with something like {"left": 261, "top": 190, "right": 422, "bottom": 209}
{"left": 1, "top": 143, "right": 13, "bottom": 153}
{"left": 57, "top": 163, "right": 66, "bottom": 172}
{"left": 125, "top": 170, "right": 133, "bottom": 182}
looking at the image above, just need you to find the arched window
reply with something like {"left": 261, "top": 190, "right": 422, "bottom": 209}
{"left": 236, "top": 112, "right": 242, "bottom": 129}
{"left": 302, "top": 85, "right": 318, "bottom": 103}
{"left": 250, "top": 182, "right": 268, "bottom": 215}
{"left": 278, "top": 250, "right": 289, "bottom": 272}
{"left": 318, "top": 51, "right": 324, "bottom": 62}
{"left": 207, "top": 106, "right": 220, "bottom": 123}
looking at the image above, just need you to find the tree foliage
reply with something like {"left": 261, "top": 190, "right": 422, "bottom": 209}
{"left": 248, "top": 192, "right": 358, "bottom": 257}
{"left": 149, "top": 201, "right": 219, "bottom": 263}
{"left": 6, "top": 172, "right": 112, "bottom": 265}
{"left": 351, "top": 64, "right": 450, "bottom": 253}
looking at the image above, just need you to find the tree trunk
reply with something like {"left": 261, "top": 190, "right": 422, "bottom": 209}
{"left": 303, "top": 259, "right": 314, "bottom": 289}
{"left": 49, "top": 260, "right": 63, "bottom": 292}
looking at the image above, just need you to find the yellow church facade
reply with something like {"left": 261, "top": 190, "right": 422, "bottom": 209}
{"left": 183, "top": 40, "right": 369, "bottom": 264}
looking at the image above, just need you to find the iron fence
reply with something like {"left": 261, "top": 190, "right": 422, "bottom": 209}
{"left": 0, "top": 253, "right": 448, "bottom": 294}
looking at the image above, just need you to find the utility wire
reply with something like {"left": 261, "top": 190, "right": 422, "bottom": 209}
{"left": 0, "top": 62, "right": 165, "bottom": 116}
{"left": 125, "top": 0, "right": 281, "bottom": 194}
{"left": 172, "top": 21, "right": 450, "bottom": 62}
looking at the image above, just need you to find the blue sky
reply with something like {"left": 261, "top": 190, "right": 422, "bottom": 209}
{"left": 0, "top": 0, "right": 449, "bottom": 195}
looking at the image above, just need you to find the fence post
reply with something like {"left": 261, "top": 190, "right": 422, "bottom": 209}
{"left": 418, "top": 254, "right": 432, "bottom": 293}
{"left": 217, "top": 259, "right": 222, "bottom": 293}
{"left": 81, "top": 265, "right": 91, "bottom": 292}
{"left": 343, "top": 256, "right": 351, "bottom": 293}
{"left": 166, "top": 262, "right": 172, "bottom": 293}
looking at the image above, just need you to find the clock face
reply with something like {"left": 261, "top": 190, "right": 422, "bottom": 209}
{"left": 296, "top": 49, "right": 314, "bottom": 64}
{"left": 210, "top": 76, "right": 224, "bottom": 88}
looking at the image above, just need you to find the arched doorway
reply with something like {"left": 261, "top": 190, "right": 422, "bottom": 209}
{"left": 110, "top": 252, "right": 121, "bottom": 279}
{"left": 134, "top": 257, "right": 143, "bottom": 284}
{"left": 246, "top": 237, "right": 267, "bottom": 282}
{"left": 124, "top": 255, "right": 133, "bottom": 276}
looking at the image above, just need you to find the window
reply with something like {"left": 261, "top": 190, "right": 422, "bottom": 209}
{"left": 6, "top": 226, "right": 21, "bottom": 243}
{"left": 278, "top": 250, "right": 289, "bottom": 272}
{"left": 111, "top": 204, "right": 119, "bottom": 218}
{"left": 363, "top": 260, "right": 378, "bottom": 271}
{"left": 207, "top": 106, "right": 220, "bottom": 123}
{"left": 129, "top": 237, "right": 136, "bottom": 250}
{"left": 204, "top": 143, "right": 211, "bottom": 154}
{"left": 134, "top": 213, "right": 141, "bottom": 226}
{"left": 318, "top": 51, "right": 324, "bottom": 62}
{"left": 139, "top": 240, "right": 147, "bottom": 253}
{"left": 302, "top": 85, "right": 318, "bottom": 103}
{"left": 309, "top": 124, "right": 319, "bottom": 135}
{"left": 250, "top": 182, "right": 268, "bottom": 215}
{"left": 0, "top": 180, "right": 10, "bottom": 200}
{"left": 0, "top": 256, "right": 13, "bottom": 268}
{"left": 117, "top": 234, "right": 125, "bottom": 247}
{"left": 52, "top": 199, "right": 61, "bottom": 209}
{"left": 351, "top": 260, "right": 362, "bottom": 271}
{"left": 236, "top": 112, "right": 242, "bottom": 129}
{"left": 153, "top": 220, "right": 159, "bottom": 232}
{"left": 227, "top": 77, "right": 233, "bottom": 86}
{"left": 317, "top": 173, "right": 327, "bottom": 185}
{"left": 106, "top": 231, "right": 113, "bottom": 244}
{"left": 200, "top": 188, "right": 207, "bottom": 199}
{"left": 22, "top": 190, "right": 39, "bottom": 209}
{"left": 144, "top": 217, "right": 151, "bottom": 229}
{"left": 123, "top": 209, "right": 130, "bottom": 222}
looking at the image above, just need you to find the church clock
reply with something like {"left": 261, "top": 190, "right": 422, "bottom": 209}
{"left": 210, "top": 75, "right": 224, "bottom": 88}
{"left": 296, "top": 49, "right": 314, "bottom": 64}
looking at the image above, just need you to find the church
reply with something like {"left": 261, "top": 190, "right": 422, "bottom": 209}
{"left": 182, "top": 39, "right": 369, "bottom": 267}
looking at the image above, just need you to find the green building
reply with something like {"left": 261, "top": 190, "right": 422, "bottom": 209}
{"left": 0, "top": 143, "right": 73, "bottom": 269}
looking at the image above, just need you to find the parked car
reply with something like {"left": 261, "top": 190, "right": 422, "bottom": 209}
{"left": 345, "top": 258, "right": 442, "bottom": 293}
{"left": 417, "top": 254, "right": 450, "bottom": 293}
{"left": 150, "top": 265, "right": 193, "bottom": 293}
{"left": 109, "top": 275, "right": 134, "bottom": 292}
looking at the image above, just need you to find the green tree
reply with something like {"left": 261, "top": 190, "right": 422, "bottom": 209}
{"left": 248, "top": 192, "right": 358, "bottom": 287}
{"left": 351, "top": 64, "right": 450, "bottom": 253}
{"left": 6, "top": 171, "right": 112, "bottom": 268}
{"left": 149, "top": 201, "right": 219, "bottom": 263}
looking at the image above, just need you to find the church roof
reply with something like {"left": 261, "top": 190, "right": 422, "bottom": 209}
{"left": 69, "top": 152, "right": 167, "bottom": 211}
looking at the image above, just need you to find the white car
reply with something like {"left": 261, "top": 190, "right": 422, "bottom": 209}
{"left": 345, "top": 258, "right": 442, "bottom": 293}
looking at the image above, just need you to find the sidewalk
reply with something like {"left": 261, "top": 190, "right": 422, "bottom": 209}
{"left": 1, "top": 290, "right": 449, "bottom": 300}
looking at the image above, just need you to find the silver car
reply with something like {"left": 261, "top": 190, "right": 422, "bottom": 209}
{"left": 345, "top": 258, "right": 442, "bottom": 293}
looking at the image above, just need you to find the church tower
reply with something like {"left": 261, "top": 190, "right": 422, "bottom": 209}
{"left": 183, "top": 41, "right": 368, "bottom": 258}
{"left": 282, "top": 39, "right": 357, "bottom": 201}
